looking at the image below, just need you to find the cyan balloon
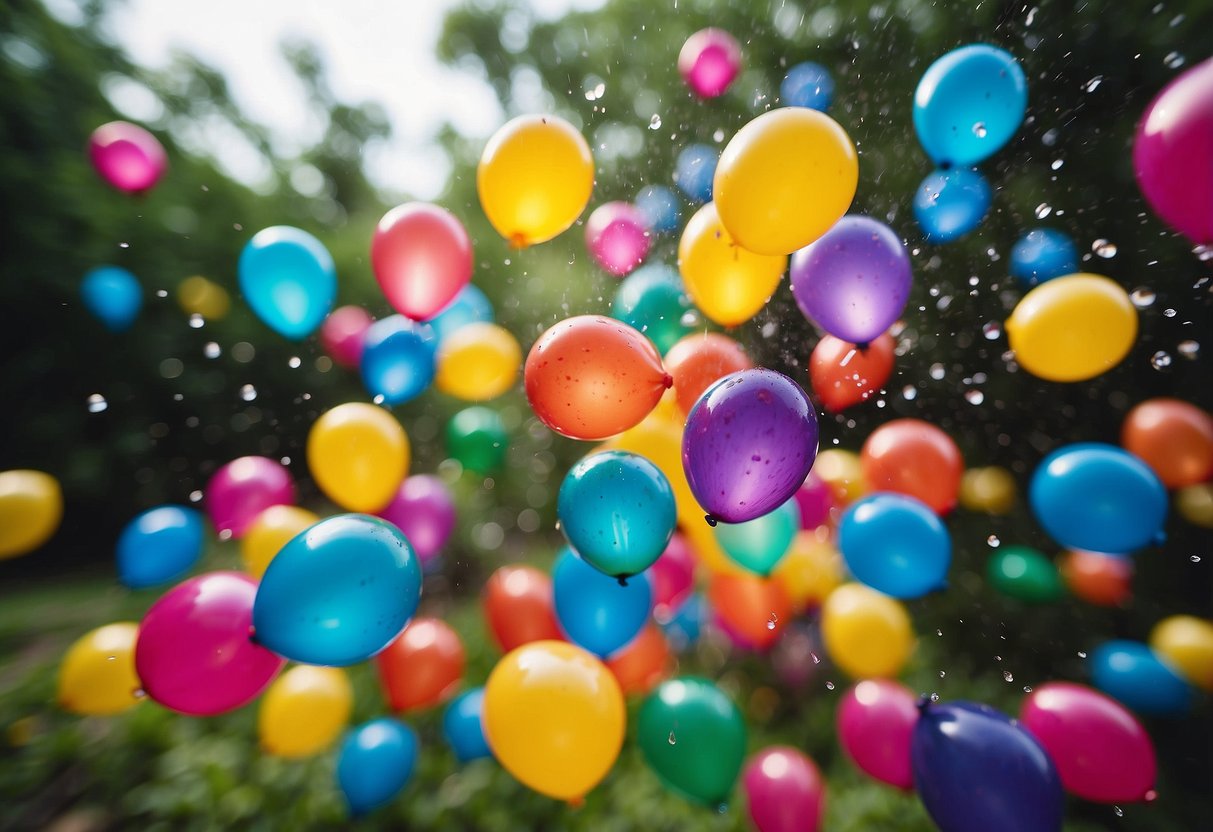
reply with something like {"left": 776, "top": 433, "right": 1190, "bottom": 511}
{"left": 443, "top": 687, "right": 492, "bottom": 763}
{"left": 238, "top": 226, "right": 336, "bottom": 339}
{"left": 360, "top": 315, "right": 437, "bottom": 405}
{"left": 913, "top": 701, "right": 1064, "bottom": 832}
{"left": 913, "top": 168, "right": 991, "bottom": 242}
{"left": 116, "top": 505, "right": 205, "bottom": 589}
{"left": 838, "top": 493, "right": 951, "bottom": 599}
{"left": 1010, "top": 229, "right": 1078, "bottom": 286}
{"left": 425, "top": 284, "right": 494, "bottom": 345}
{"left": 714, "top": 497, "right": 800, "bottom": 577}
{"left": 610, "top": 264, "right": 695, "bottom": 355}
{"left": 913, "top": 44, "right": 1028, "bottom": 167}
{"left": 1091, "top": 640, "right": 1194, "bottom": 716}
{"left": 336, "top": 718, "right": 418, "bottom": 816}
{"left": 662, "top": 593, "right": 705, "bottom": 652}
{"left": 634, "top": 185, "right": 682, "bottom": 234}
{"left": 674, "top": 143, "right": 718, "bottom": 203}
{"left": 552, "top": 547, "right": 651, "bottom": 658}
{"left": 81, "top": 266, "right": 142, "bottom": 332}
{"left": 252, "top": 514, "right": 421, "bottom": 666}
{"left": 1029, "top": 443, "right": 1167, "bottom": 554}
{"left": 781, "top": 62, "right": 834, "bottom": 111}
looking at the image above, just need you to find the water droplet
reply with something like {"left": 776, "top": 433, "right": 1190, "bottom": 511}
{"left": 1130, "top": 287, "right": 1156, "bottom": 307}
{"left": 1023, "top": 685, "right": 1033, "bottom": 693}
{"left": 929, "top": 362, "right": 945, "bottom": 380}
{"left": 987, "top": 535, "right": 1001, "bottom": 548}
{"left": 204, "top": 342, "right": 221, "bottom": 359}
{"left": 972, "top": 122, "right": 988, "bottom": 138}
{"left": 902, "top": 385, "right": 918, "bottom": 401}
{"left": 1077, "top": 651, "right": 1087, "bottom": 658}
{"left": 939, "top": 670, "right": 946, "bottom": 678}
{"left": 965, "top": 389, "right": 985, "bottom": 406}
{"left": 1193, "top": 244, "right": 1213, "bottom": 262}
{"left": 1092, "top": 238, "right": 1118, "bottom": 258}
{"left": 929, "top": 692, "right": 940, "bottom": 702}
{"left": 189, "top": 490, "right": 203, "bottom": 503}
{"left": 1003, "top": 670, "right": 1014, "bottom": 682}
{"left": 705, "top": 515, "right": 717, "bottom": 527}
{"left": 825, "top": 681, "right": 835, "bottom": 690}
{"left": 1051, "top": 158, "right": 1064, "bottom": 170}
{"left": 811, "top": 652, "right": 821, "bottom": 664}
{"left": 982, "top": 321, "right": 1002, "bottom": 340}
{"left": 288, "top": 356, "right": 302, "bottom": 369}
{"left": 1191, "top": 555, "right": 1201, "bottom": 563}
{"left": 767, "top": 613, "right": 779, "bottom": 630}
{"left": 132, "top": 688, "right": 146, "bottom": 699}
{"left": 583, "top": 81, "right": 605, "bottom": 101}
{"left": 1150, "top": 350, "right": 1172, "bottom": 370}
{"left": 1164, "top": 51, "right": 1185, "bottom": 68}
{"left": 239, "top": 384, "right": 258, "bottom": 401}
{"left": 1162, "top": 307, "right": 1177, "bottom": 318}
{"left": 86, "top": 393, "right": 108, "bottom": 413}
{"left": 188, "top": 313, "right": 204, "bottom": 329}
{"left": 155, "top": 289, "right": 167, "bottom": 298}
{"left": 648, "top": 114, "right": 662, "bottom": 130}
{"left": 1083, "top": 75, "right": 1103, "bottom": 92}
{"left": 668, "top": 731, "right": 676, "bottom": 745}
{"left": 936, "top": 629, "right": 943, "bottom": 636}
{"left": 716, "top": 803, "right": 728, "bottom": 815}
{"left": 1025, "top": 6, "right": 1038, "bottom": 25}
{"left": 1034, "top": 202, "right": 1052, "bottom": 219}
{"left": 372, "top": 394, "right": 386, "bottom": 405}
{"left": 1113, "top": 806, "right": 1124, "bottom": 818}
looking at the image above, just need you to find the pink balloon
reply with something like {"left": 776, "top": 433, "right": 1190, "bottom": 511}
{"left": 742, "top": 746, "right": 826, "bottom": 832}
{"left": 135, "top": 572, "right": 284, "bottom": 715}
{"left": 88, "top": 121, "right": 167, "bottom": 194}
{"left": 372, "top": 202, "right": 472, "bottom": 319}
{"left": 585, "top": 201, "right": 651, "bottom": 276}
{"left": 376, "top": 474, "right": 456, "bottom": 564}
{"left": 836, "top": 679, "right": 917, "bottom": 789}
{"left": 205, "top": 456, "right": 295, "bottom": 539}
{"left": 1020, "top": 681, "right": 1157, "bottom": 803}
{"left": 649, "top": 532, "right": 695, "bottom": 619}
{"left": 1133, "top": 57, "right": 1213, "bottom": 245}
{"left": 794, "top": 472, "right": 835, "bottom": 530}
{"left": 678, "top": 28, "right": 743, "bottom": 99}
{"left": 320, "top": 305, "right": 374, "bottom": 368}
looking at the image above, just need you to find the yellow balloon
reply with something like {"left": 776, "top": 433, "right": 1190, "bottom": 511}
{"left": 0, "top": 470, "right": 63, "bottom": 560}
{"left": 959, "top": 466, "right": 1017, "bottom": 515}
{"left": 307, "top": 403, "right": 409, "bottom": 512}
{"left": 478, "top": 115, "right": 594, "bottom": 248}
{"left": 678, "top": 202, "right": 786, "bottom": 327}
{"left": 484, "top": 640, "right": 624, "bottom": 801}
{"left": 241, "top": 505, "right": 320, "bottom": 578}
{"left": 435, "top": 322, "right": 522, "bottom": 401}
{"left": 813, "top": 449, "right": 867, "bottom": 506}
{"left": 821, "top": 583, "right": 914, "bottom": 678}
{"left": 714, "top": 107, "right": 859, "bottom": 256}
{"left": 58, "top": 622, "right": 142, "bottom": 715}
{"left": 1176, "top": 483, "right": 1213, "bottom": 528}
{"left": 177, "top": 275, "right": 231, "bottom": 320}
{"left": 1005, "top": 274, "right": 1137, "bottom": 382}
{"left": 773, "top": 531, "right": 843, "bottom": 612}
{"left": 1150, "top": 615, "right": 1213, "bottom": 692}
{"left": 258, "top": 666, "right": 353, "bottom": 757}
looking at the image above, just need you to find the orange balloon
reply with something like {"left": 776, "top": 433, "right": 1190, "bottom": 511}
{"left": 1122, "top": 398, "right": 1213, "bottom": 489}
{"left": 708, "top": 572, "right": 792, "bottom": 650}
{"left": 664, "top": 333, "right": 754, "bottom": 415}
{"left": 809, "top": 333, "right": 895, "bottom": 413}
{"left": 606, "top": 624, "right": 672, "bottom": 696}
{"left": 483, "top": 565, "right": 565, "bottom": 653}
{"left": 525, "top": 315, "right": 672, "bottom": 441}
{"left": 376, "top": 617, "right": 465, "bottom": 712}
{"left": 1059, "top": 550, "right": 1133, "bottom": 607}
{"left": 860, "top": 419, "right": 963, "bottom": 514}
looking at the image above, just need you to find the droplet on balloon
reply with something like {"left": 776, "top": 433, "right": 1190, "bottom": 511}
{"left": 982, "top": 322, "right": 1001, "bottom": 340}
{"left": 767, "top": 612, "right": 778, "bottom": 630}
{"left": 240, "top": 384, "right": 257, "bottom": 401}
{"left": 1091, "top": 239, "right": 1118, "bottom": 258}
{"left": 1150, "top": 351, "right": 1172, "bottom": 370}
{"left": 972, "top": 122, "right": 988, "bottom": 138}
{"left": 87, "top": 393, "right": 108, "bottom": 413}
{"left": 1034, "top": 203, "right": 1052, "bottom": 219}
{"left": 668, "top": 731, "right": 676, "bottom": 745}
{"left": 1130, "top": 287, "right": 1156, "bottom": 307}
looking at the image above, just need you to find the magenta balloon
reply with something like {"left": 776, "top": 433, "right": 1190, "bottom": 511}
{"left": 649, "top": 532, "right": 696, "bottom": 618}
{"left": 794, "top": 472, "right": 835, "bottom": 530}
{"left": 88, "top": 121, "right": 167, "bottom": 194}
{"left": 1020, "top": 682, "right": 1157, "bottom": 803}
{"left": 372, "top": 202, "right": 473, "bottom": 320}
{"left": 135, "top": 572, "right": 284, "bottom": 715}
{"left": 321, "top": 305, "right": 374, "bottom": 368}
{"left": 205, "top": 456, "right": 295, "bottom": 539}
{"left": 1133, "top": 57, "right": 1213, "bottom": 245}
{"left": 742, "top": 746, "right": 826, "bottom": 832}
{"left": 790, "top": 216, "right": 912, "bottom": 344}
{"left": 376, "top": 474, "right": 456, "bottom": 564}
{"left": 836, "top": 679, "right": 917, "bottom": 789}
{"left": 585, "top": 201, "right": 651, "bottom": 276}
{"left": 683, "top": 369, "right": 819, "bottom": 524}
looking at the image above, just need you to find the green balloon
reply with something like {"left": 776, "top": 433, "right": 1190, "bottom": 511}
{"left": 610, "top": 264, "right": 695, "bottom": 354}
{"left": 988, "top": 545, "right": 1063, "bottom": 603}
{"left": 445, "top": 406, "right": 507, "bottom": 472}
{"left": 637, "top": 677, "right": 747, "bottom": 808}
{"left": 714, "top": 497, "right": 800, "bottom": 576}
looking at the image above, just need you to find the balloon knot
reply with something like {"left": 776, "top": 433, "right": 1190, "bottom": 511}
{"left": 855, "top": 341, "right": 870, "bottom": 352}
{"left": 567, "top": 796, "right": 585, "bottom": 809}
{"left": 617, "top": 576, "right": 629, "bottom": 587}
{"left": 938, "top": 161, "right": 953, "bottom": 171}
{"left": 662, "top": 373, "right": 674, "bottom": 389}
{"left": 705, "top": 514, "right": 718, "bottom": 527}
{"left": 509, "top": 232, "right": 529, "bottom": 249}
{"left": 247, "top": 627, "right": 260, "bottom": 647}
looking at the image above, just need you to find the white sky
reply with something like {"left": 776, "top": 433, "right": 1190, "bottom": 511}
{"left": 45, "top": 0, "right": 605, "bottom": 199}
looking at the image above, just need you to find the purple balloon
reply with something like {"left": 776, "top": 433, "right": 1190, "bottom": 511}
{"left": 376, "top": 475, "right": 456, "bottom": 564}
{"left": 683, "top": 369, "right": 819, "bottom": 524}
{"left": 205, "top": 456, "right": 295, "bottom": 539}
{"left": 742, "top": 746, "right": 826, "bottom": 832}
{"left": 790, "top": 215, "right": 912, "bottom": 344}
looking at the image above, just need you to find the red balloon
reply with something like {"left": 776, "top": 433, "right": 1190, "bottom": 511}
{"left": 376, "top": 617, "right": 465, "bottom": 712}
{"left": 809, "top": 333, "right": 894, "bottom": 412}
{"left": 483, "top": 565, "right": 564, "bottom": 653}
{"left": 372, "top": 203, "right": 472, "bottom": 320}
{"left": 708, "top": 572, "right": 791, "bottom": 651}
{"left": 606, "top": 624, "right": 672, "bottom": 696}
{"left": 860, "top": 418, "right": 963, "bottom": 514}
{"left": 664, "top": 332, "right": 753, "bottom": 415}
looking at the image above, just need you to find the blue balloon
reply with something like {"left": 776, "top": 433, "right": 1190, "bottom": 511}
{"left": 780, "top": 62, "right": 834, "bottom": 111}
{"left": 424, "top": 284, "right": 494, "bottom": 345}
{"left": 253, "top": 514, "right": 421, "bottom": 666}
{"left": 115, "top": 505, "right": 205, "bottom": 589}
{"left": 552, "top": 548, "right": 651, "bottom": 658}
{"left": 714, "top": 497, "right": 801, "bottom": 577}
{"left": 81, "top": 266, "right": 142, "bottom": 332}
{"left": 673, "top": 144, "right": 718, "bottom": 203}
{"left": 838, "top": 493, "right": 951, "bottom": 599}
{"left": 557, "top": 450, "right": 677, "bottom": 578}
{"left": 443, "top": 688, "right": 492, "bottom": 763}
{"left": 238, "top": 226, "right": 336, "bottom": 339}
{"left": 1009, "top": 229, "right": 1078, "bottom": 286}
{"left": 634, "top": 185, "right": 682, "bottom": 234}
{"left": 1029, "top": 443, "right": 1167, "bottom": 555}
{"left": 913, "top": 701, "right": 1064, "bottom": 832}
{"left": 661, "top": 593, "right": 705, "bottom": 652}
{"left": 1091, "top": 640, "right": 1194, "bottom": 716}
{"left": 913, "top": 44, "right": 1028, "bottom": 167}
{"left": 336, "top": 718, "right": 418, "bottom": 816}
{"left": 360, "top": 315, "right": 437, "bottom": 405}
{"left": 913, "top": 167, "right": 991, "bottom": 242}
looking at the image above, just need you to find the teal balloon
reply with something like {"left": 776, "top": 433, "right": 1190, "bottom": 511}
{"left": 552, "top": 548, "right": 651, "bottom": 657}
{"left": 714, "top": 497, "right": 800, "bottom": 576}
{"left": 557, "top": 450, "right": 677, "bottom": 578}
{"left": 838, "top": 493, "right": 951, "bottom": 599}
{"left": 252, "top": 514, "right": 421, "bottom": 666}
{"left": 913, "top": 168, "right": 991, "bottom": 242}
{"left": 337, "top": 718, "right": 418, "bottom": 816}
{"left": 81, "top": 266, "right": 142, "bottom": 332}
{"left": 116, "top": 505, "right": 205, "bottom": 589}
{"left": 238, "top": 226, "right": 336, "bottom": 339}
{"left": 611, "top": 265, "right": 695, "bottom": 354}
{"left": 360, "top": 315, "right": 437, "bottom": 405}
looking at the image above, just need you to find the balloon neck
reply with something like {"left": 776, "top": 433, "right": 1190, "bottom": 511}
{"left": 938, "top": 160, "right": 953, "bottom": 172}
{"left": 661, "top": 373, "right": 674, "bottom": 389}
{"left": 247, "top": 626, "right": 260, "bottom": 647}
{"left": 508, "top": 232, "right": 530, "bottom": 249}
{"left": 916, "top": 694, "right": 934, "bottom": 713}
{"left": 855, "top": 341, "right": 870, "bottom": 352}
{"left": 705, "top": 514, "right": 718, "bottom": 527}
{"left": 617, "top": 576, "right": 629, "bottom": 587}
{"left": 567, "top": 796, "right": 585, "bottom": 809}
